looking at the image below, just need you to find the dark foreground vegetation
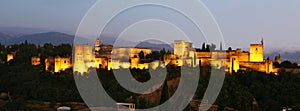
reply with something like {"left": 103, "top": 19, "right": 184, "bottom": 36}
{"left": 0, "top": 43, "right": 299, "bottom": 110}
{"left": 0, "top": 62, "right": 299, "bottom": 110}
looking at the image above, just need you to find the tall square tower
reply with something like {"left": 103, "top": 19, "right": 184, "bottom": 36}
{"left": 250, "top": 44, "right": 264, "bottom": 62}
{"left": 174, "top": 40, "right": 192, "bottom": 58}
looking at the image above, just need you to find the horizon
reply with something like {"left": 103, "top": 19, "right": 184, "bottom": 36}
{"left": 1, "top": 31, "right": 299, "bottom": 54}
{"left": 2, "top": 32, "right": 300, "bottom": 64}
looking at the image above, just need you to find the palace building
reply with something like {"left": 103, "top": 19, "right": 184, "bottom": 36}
{"left": 165, "top": 39, "right": 279, "bottom": 74}
{"left": 164, "top": 40, "right": 197, "bottom": 67}
{"left": 73, "top": 44, "right": 94, "bottom": 74}
{"left": 54, "top": 56, "right": 72, "bottom": 73}
{"left": 31, "top": 56, "right": 41, "bottom": 66}
{"left": 72, "top": 38, "right": 155, "bottom": 74}
{"left": 43, "top": 56, "right": 72, "bottom": 73}
{"left": 6, "top": 53, "right": 14, "bottom": 62}
{"left": 32, "top": 37, "right": 279, "bottom": 75}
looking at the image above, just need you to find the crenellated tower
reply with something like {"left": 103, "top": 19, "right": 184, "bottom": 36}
{"left": 95, "top": 38, "right": 101, "bottom": 53}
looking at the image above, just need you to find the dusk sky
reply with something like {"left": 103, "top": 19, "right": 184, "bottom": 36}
{"left": 1, "top": 0, "right": 300, "bottom": 53}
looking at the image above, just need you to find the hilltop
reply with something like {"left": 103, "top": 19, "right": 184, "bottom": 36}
{"left": 0, "top": 32, "right": 172, "bottom": 51}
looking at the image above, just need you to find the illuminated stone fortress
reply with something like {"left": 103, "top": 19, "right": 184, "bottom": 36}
{"left": 164, "top": 39, "right": 279, "bottom": 74}
{"left": 73, "top": 38, "right": 159, "bottom": 74}
{"left": 29, "top": 37, "right": 279, "bottom": 75}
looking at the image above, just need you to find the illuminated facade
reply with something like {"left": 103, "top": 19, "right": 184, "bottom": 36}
{"left": 275, "top": 54, "right": 281, "bottom": 63}
{"left": 54, "top": 56, "right": 72, "bottom": 73}
{"left": 250, "top": 44, "right": 264, "bottom": 62}
{"left": 109, "top": 47, "right": 152, "bottom": 70}
{"left": 171, "top": 40, "right": 196, "bottom": 67}
{"left": 73, "top": 45, "right": 93, "bottom": 74}
{"left": 163, "top": 54, "right": 182, "bottom": 66}
{"left": 72, "top": 38, "right": 155, "bottom": 73}
{"left": 95, "top": 38, "right": 101, "bottom": 53}
{"left": 111, "top": 47, "right": 152, "bottom": 59}
{"left": 94, "top": 57, "right": 108, "bottom": 69}
{"left": 31, "top": 56, "right": 41, "bottom": 66}
{"left": 36, "top": 38, "right": 277, "bottom": 75}
{"left": 174, "top": 40, "right": 193, "bottom": 58}
{"left": 45, "top": 57, "right": 54, "bottom": 72}
{"left": 229, "top": 55, "right": 240, "bottom": 74}
{"left": 166, "top": 39, "right": 278, "bottom": 74}
{"left": 6, "top": 54, "right": 14, "bottom": 62}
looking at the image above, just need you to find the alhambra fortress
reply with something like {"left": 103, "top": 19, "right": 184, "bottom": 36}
{"left": 8, "top": 38, "right": 280, "bottom": 75}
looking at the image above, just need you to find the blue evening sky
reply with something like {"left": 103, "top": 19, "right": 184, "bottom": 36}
{"left": 0, "top": 0, "right": 300, "bottom": 52}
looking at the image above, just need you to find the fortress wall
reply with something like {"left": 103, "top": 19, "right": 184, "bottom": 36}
{"left": 131, "top": 58, "right": 139, "bottom": 69}
{"left": 137, "top": 63, "right": 149, "bottom": 69}
{"left": 196, "top": 52, "right": 211, "bottom": 58}
{"left": 239, "top": 62, "right": 269, "bottom": 73}
{"left": 164, "top": 54, "right": 178, "bottom": 65}
{"left": 54, "top": 57, "right": 72, "bottom": 73}
{"left": 238, "top": 52, "right": 250, "bottom": 62}
{"left": 196, "top": 58, "right": 211, "bottom": 67}
{"left": 226, "top": 51, "right": 236, "bottom": 59}
{"left": 74, "top": 45, "right": 93, "bottom": 73}
{"left": 119, "top": 62, "right": 130, "bottom": 69}
{"left": 112, "top": 48, "right": 152, "bottom": 59}
{"left": 94, "top": 57, "right": 108, "bottom": 69}
{"left": 31, "top": 57, "right": 41, "bottom": 66}
{"left": 212, "top": 51, "right": 226, "bottom": 59}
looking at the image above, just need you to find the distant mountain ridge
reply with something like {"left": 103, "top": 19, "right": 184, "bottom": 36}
{"left": 11, "top": 32, "right": 74, "bottom": 45}
{"left": 0, "top": 32, "right": 173, "bottom": 51}
{"left": 0, "top": 26, "right": 55, "bottom": 35}
{"left": 136, "top": 40, "right": 173, "bottom": 51}
{"left": 0, "top": 32, "right": 115, "bottom": 46}
{"left": 266, "top": 51, "right": 300, "bottom": 63}
{"left": 0, "top": 32, "right": 12, "bottom": 45}
{"left": 3, "top": 31, "right": 298, "bottom": 62}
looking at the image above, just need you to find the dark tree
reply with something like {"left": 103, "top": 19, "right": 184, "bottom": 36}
{"left": 228, "top": 47, "right": 232, "bottom": 51}
{"left": 167, "top": 50, "right": 171, "bottom": 54}
{"left": 292, "top": 63, "right": 298, "bottom": 68}
{"left": 281, "top": 61, "right": 293, "bottom": 68}
{"left": 148, "top": 51, "right": 160, "bottom": 60}
{"left": 205, "top": 44, "right": 211, "bottom": 52}
{"left": 210, "top": 43, "right": 216, "bottom": 51}
{"left": 220, "top": 42, "right": 223, "bottom": 51}
{"left": 159, "top": 48, "right": 167, "bottom": 60}
{"left": 159, "top": 80, "right": 169, "bottom": 104}
{"left": 160, "top": 48, "right": 166, "bottom": 55}
{"left": 274, "top": 62, "right": 281, "bottom": 68}
{"left": 54, "top": 44, "right": 72, "bottom": 57}
{"left": 138, "top": 51, "right": 145, "bottom": 59}
{"left": 202, "top": 43, "right": 206, "bottom": 51}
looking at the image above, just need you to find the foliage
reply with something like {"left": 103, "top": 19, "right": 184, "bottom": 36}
{"left": 138, "top": 51, "right": 145, "bottom": 59}
{"left": 0, "top": 64, "right": 82, "bottom": 110}
{"left": 204, "top": 70, "right": 300, "bottom": 111}
{"left": 280, "top": 60, "right": 298, "bottom": 68}
{"left": 201, "top": 43, "right": 217, "bottom": 52}
{"left": 0, "top": 42, "right": 299, "bottom": 110}
{"left": 159, "top": 80, "right": 169, "bottom": 104}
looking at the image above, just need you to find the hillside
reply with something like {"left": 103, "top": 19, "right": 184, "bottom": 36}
{"left": 9, "top": 32, "right": 74, "bottom": 45}
{"left": 0, "top": 32, "right": 173, "bottom": 51}
{"left": 0, "top": 32, "right": 11, "bottom": 45}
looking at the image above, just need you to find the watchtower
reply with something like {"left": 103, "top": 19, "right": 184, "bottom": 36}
{"left": 250, "top": 39, "right": 264, "bottom": 62}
